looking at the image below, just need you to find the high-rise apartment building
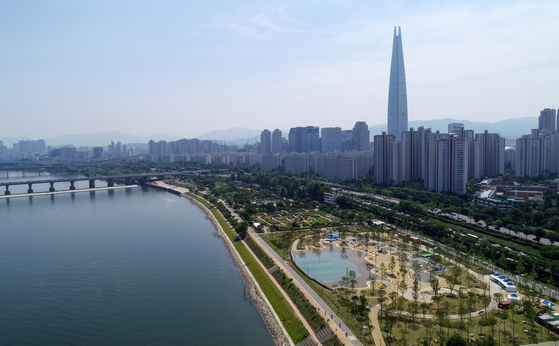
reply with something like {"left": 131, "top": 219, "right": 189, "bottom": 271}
{"left": 272, "top": 129, "right": 282, "bottom": 154}
{"left": 261, "top": 129, "right": 271, "bottom": 154}
{"left": 539, "top": 108, "right": 557, "bottom": 132}
{"left": 435, "top": 135, "right": 469, "bottom": 194}
{"left": 475, "top": 130, "right": 505, "bottom": 178}
{"left": 288, "top": 126, "right": 320, "bottom": 153}
{"left": 387, "top": 26, "right": 408, "bottom": 141}
{"left": 516, "top": 129, "right": 554, "bottom": 178}
{"left": 374, "top": 132, "right": 401, "bottom": 185}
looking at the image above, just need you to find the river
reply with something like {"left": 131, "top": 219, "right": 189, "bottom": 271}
{"left": 0, "top": 171, "right": 274, "bottom": 345}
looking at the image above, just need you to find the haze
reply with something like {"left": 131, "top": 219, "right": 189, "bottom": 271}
{"left": 1, "top": 0, "right": 558, "bottom": 140}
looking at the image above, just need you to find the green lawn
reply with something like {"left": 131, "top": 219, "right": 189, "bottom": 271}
{"left": 235, "top": 242, "right": 309, "bottom": 343}
{"left": 185, "top": 192, "right": 213, "bottom": 209}
{"left": 211, "top": 208, "right": 237, "bottom": 242}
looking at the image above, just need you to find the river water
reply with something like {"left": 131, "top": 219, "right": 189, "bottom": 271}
{"left": 0, "top": 171, "right": 274, "bottom": 345}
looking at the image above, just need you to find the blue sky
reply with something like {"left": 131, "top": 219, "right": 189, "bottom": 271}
{"left": 1, "top": 0, "right": 558, "bottom": 139}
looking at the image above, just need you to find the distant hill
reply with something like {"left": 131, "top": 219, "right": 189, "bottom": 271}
{"left": 43, "top": 131, "right": 183, "bottom": 147}
{"left": 196, "top": 127, "right": 262, "bottom": 142}
{"left": 2, "top": 117, "right": 538, "bottom": 148}
{"left": 369, "top": 117, "right": 537, "bottom": 139}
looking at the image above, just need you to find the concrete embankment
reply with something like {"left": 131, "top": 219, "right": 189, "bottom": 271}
{"left": 148, "top": 183, "right": 291, "bottom": 346}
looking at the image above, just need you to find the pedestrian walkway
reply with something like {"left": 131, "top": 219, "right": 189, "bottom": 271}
{"left": 243, "top": 237, "right": 322, "bottom": 346}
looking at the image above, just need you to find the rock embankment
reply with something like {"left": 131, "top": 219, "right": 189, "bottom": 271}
{"left": 185, "top": 195, "right": 290, "bottom": 346}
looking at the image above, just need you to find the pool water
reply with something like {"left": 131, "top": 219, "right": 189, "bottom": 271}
{"left": 293, "top": 252, "right": 360, "bottom": 284}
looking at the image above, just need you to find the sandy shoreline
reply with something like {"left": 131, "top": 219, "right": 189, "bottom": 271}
{"left": 149, "top": 182, "right": 291, "bottom": 346}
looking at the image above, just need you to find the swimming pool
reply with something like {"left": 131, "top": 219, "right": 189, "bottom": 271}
{"left": 293, "top": 252, "right": 360, "bottom": 284}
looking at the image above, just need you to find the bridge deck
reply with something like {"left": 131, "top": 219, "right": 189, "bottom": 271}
{"left": 0, "top": 172, "right": 196, "bottom": 186}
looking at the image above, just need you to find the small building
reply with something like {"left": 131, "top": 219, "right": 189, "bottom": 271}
{"left": 498, "top": 301, "right": 511, "bottom": 309}
{"left": 539, "top": 313, "right": 554, "bottom": 323}
{"left": 490, "top": 273, "right": 517, "bottom": 293}
{"left": 324, "top": 192, "right": 340, "bottom": 205}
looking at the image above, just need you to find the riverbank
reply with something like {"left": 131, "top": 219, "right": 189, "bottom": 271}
{"left": 147, "top": 182, "right": 292, "bottom": 346}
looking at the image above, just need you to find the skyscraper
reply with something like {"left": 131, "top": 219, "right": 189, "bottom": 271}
{"left": 387, "top": 26, "right": 408, "bottom": 141}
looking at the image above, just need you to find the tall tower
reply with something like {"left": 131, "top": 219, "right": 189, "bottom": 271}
{"left": 387, "top": 26, "right": 408, "bottom": 141}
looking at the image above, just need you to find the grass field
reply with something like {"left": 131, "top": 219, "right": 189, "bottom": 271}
{"left": 235, "top": 242, "right": 309, "bottom": 343}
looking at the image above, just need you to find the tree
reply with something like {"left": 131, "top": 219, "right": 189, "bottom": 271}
{"left": 420, "top": 302, "right": 431, "bottom": 321}
{"left": 429, "top": 274, "right": 441, "bottom": 299}
{"left": 349, "top": 270, "right": 358, "bottom": 290}
{"left": 389, "top": 291, "right": 399, "bottom": 310}
{"left": 370, "top": 275, "right": 377, "bottom": 296}
{"left": 424, "top": 318, "right": 434, "bottom": 346}
{"left": 412, "top": 240, "right": 421, "bottom": 254}
{"left": 378, "top": 289, "right": 388, "bottom": 317}
{"left": 446, "top": 334, "right": 466, "bottom": 346}
{"left": 412, "top": 278, "right": 420, "bottom": 303}
{"left": 389, "top": 256, "right": 396, "bottom": 274}
{"left": 408, "top": 301, "right": 419, "bottom": 325}
{"left": 447, "top": 265, "right": 463, "bottom": 295}
{"left": 400, "top": 252, "right": 409, "bottom": 273}
{"left": 235, "top": 222, "right": 249, "bottom": 238}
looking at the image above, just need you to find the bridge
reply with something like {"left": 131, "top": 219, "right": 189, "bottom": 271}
{"left": 0, "top": 171, "right": 202, "bottom": 195}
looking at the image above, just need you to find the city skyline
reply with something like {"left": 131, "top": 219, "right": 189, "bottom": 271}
{"left": 2, "top": 1, "right": 558, "bottom": 139}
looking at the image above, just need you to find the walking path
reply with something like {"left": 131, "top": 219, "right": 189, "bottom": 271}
{"left": 218, "top": 199, "right": 362, "bottom": 346}
{"left": 243, "top": 240, "right": 322, "bottom": 346}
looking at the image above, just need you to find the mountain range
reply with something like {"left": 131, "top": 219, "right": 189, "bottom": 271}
{"left": 0, "top": 117, "right": 539, "bottom": 147}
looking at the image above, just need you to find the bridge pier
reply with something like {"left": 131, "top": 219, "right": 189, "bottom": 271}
{"left": 49, "top": 182, "right": 55, "bottom": 192}
{"left": 5, "top": 185, "right": 10, "bottom": 195}
{"left": 70, "top": 181, "right": 76, "bottom": 190}
{"left": 27, "top": 183, "right": 33, "bottom": 194}
{"left": 107, "top": 179, "right": 114, "bottom": 187}
{"left": 125, "top": 178, "right": 133, "bottom": 185}
{"left": 140, "top": 176, "right": 149, "bottom": 184}
{"left": 89, "top": 179, "right": 95, "bottom": 189}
